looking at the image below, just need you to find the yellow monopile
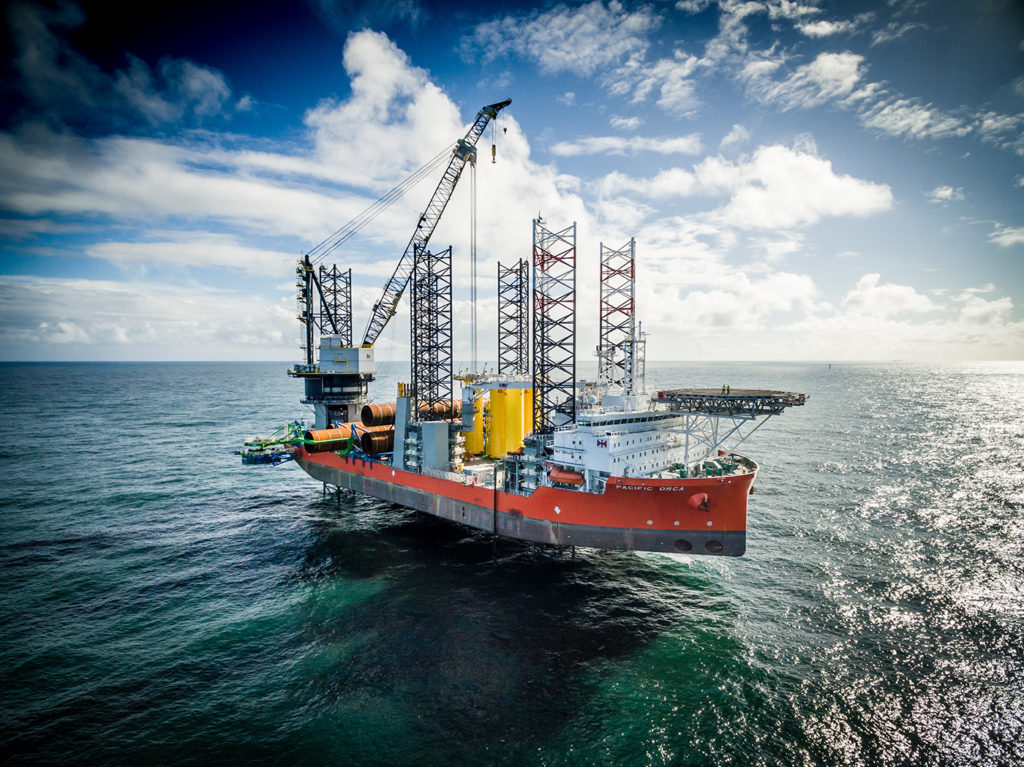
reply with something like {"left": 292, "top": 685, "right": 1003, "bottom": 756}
{"left": 524, "top": 387, "right": 535, "bottom": 436}
{"left": 504, "top": 388, "right": 523, "bottom": 452}
{"left": 486, "top": 390, "right": 506, "bottom": 458}
{"left": 462, "top": 395, "right": 485, "bottom": 455}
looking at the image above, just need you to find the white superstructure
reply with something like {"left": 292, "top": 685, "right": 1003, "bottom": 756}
{"left": 550, "top": 401, "right": 686, "bottom": 491}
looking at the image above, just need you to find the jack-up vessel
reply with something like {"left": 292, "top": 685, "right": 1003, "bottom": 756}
{"left": 245, "top": 98, "right": 806, "bottom": 555}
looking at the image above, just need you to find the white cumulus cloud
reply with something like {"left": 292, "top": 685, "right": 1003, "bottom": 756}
{"left": 841, "top": 273, "right": 936, "bottom": 317}
{"left": 702, "top": 144, "right": 893, "bottom": 229}
{"left": 720, "top": 124, "right": 750, "bottom": 150}
{"left": 591, "top": 143, "right": 893, "bottom": 230}
{"left": 798, "top": 19, "right": 857, "bottom": 38}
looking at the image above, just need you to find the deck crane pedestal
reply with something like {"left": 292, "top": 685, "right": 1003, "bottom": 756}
{"left": 289, "top": 98, "right": 511, "bottom": 430}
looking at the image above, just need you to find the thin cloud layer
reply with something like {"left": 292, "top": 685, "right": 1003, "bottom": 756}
{"left": 0, "top": 275, "right": 294, "bottom": 359}
{"left": 752, "top": 52, "right": 865, "bottom": 110}
{"left": 551, "top": 134, "right": 702, "bottom": 157}
{"left": 467, "top": 1, "right": 660, "bottom": 76}
{"left": 465, "top": 1, "right": 1023, "bottom": 160}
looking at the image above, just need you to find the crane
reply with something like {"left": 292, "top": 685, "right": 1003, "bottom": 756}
{"left": 361, "top": 98, "right": 512, "bottom": 347}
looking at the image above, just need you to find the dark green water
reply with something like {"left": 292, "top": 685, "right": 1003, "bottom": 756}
{"left": 1, "top": 361, "right": 1022, "bottom": 766}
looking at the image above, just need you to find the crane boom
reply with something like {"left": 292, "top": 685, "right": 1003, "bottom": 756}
{"left": 361, "top": 98, "right": 511, "bottom": 347}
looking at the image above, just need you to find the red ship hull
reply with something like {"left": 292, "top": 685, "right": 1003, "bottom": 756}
{"left": 296, "top": 448, "right": 755, "bottom": 555}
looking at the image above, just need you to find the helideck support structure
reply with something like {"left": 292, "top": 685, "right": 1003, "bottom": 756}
{"left": 597, "top": 238, "right": 635, "bottom": 390}
{"left": 532, "top": 219, "right": 576, "bottom": 433}
{"left": 497, "top": 259, "right": 529, "bottom": 375}
{"left": 410, "top": 244, "right": 453, "bottom": 420}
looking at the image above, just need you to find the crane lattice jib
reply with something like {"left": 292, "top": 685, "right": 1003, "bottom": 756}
{"left": 361, "top": 98, "right": 511, "bottom": 347}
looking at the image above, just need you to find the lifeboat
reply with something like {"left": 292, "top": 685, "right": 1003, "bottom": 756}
{"left": 549, "top": 466, "right": 584, "bottom": 486}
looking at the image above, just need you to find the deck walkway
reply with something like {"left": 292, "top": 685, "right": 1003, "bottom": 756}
{"left": 656, "top": 389, "right": 807, "bottom": 416}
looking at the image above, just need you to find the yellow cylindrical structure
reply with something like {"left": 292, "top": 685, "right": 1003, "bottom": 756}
{"left": 504, "top": 389, "right": 524, "bottom": 453}
{"left": 486, "top": 390, "right": 506, "bottom": 458}
{"left": 462, "top": 397, "right": 485, "bottom": 455}
{"left": 524, "top": 387, "right": 535, "bottom": 436}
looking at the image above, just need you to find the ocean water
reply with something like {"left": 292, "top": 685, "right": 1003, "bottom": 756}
{"left": 1, "top": 360, "right": 1022, "bottom": 766}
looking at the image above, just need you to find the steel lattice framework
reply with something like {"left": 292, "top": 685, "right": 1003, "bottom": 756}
{"left": 532, "top": 219, "right": 576, "bottom": 433}
{"left": 410, "top": 244, "right": 453, "bottom": 420}
{"left": 318, "top": 265, "right": 352, "bottom": 347}
{"left": 497, "top": 259, "right": 529, "bottom": 375}
{"left": 597, "top": 238, "right": 635, "bottom": 389}
{"left": 297, "top": 256, "right": 354, "bottom": 365}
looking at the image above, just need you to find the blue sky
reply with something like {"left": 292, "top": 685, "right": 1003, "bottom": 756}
{"left": 1, "top": 0, "right": 1021, "bottom": 361}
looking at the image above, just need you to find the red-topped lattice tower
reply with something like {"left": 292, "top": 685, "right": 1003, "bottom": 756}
{"left": 597, "top": 238, "right": 635, "bottom": 390}
{"left": 532, "top": 219, "right": 576, "bottom": 433}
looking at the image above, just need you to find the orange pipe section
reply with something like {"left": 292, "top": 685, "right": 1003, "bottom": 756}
{"left": 304, "top": 423, "right": 361, "bottom": 453}
{"left": 419, "top": 400, "right": 462, "bottom": 418}
{"left": 361, "top": 430, "right": 395, "bottom": 454}
{"left": 305, "top": 424, "right": 358, "bottom": 441}
{"left": 361, "top": 402, "right": 396, "bottom": 427}
{"left": 305, "top": 424, "right": 392, "bottom": 451}
{"left": 361, "top": 400, "right": 463, "bottom": 426}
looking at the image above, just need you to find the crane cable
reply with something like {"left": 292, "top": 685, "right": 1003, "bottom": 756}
{"left": 490, "top": 114, "right": 497, "bottom": 163}
{"left": 470, "top": 155, "right": 477, "bottom": 373}
{"left": 305, "top": 142, "right": 457, "bottom": 266}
